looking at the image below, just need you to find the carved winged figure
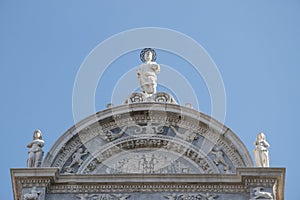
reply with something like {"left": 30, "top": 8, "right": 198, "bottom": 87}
{"left": 250, "top": 187, "right": 273, "bottom": 199}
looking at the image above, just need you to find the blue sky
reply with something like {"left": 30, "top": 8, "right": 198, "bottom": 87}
{"left": 1, "top": 1, "right": 299, "bottom": 199}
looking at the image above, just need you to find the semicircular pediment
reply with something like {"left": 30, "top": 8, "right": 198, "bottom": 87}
{"left": 42, "top": 103, "right": 253, "bottom": 175}
{"left": 78, "top": 134, "right": 219, "bottom": 174}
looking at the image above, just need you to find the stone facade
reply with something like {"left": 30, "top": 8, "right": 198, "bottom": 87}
{"left": 11, "top": 103, "right": 285, "bottom": 199}
{"left": 11, "top": 167, "right": 284, "bottom": 200}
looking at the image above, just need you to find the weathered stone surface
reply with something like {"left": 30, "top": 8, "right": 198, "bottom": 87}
{"left": 11, "top": 168, "right": 285, "bottom": 200}
{"left": 42, "top": 103, "right": 253, "bottom": 175}
{"left": 11, "top": 104, "right": 285, "bottom": 199}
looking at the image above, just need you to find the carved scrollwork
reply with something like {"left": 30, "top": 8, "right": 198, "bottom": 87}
{"left": 76, "top": 193, "right": 131, "bottom": 200}
{"left": 131, "top": 122, "right": 165, "bottom": 135}
{"left": 125, "top": 92, "right": 177, "bottom": 104}
{"left": 164, "top": 192, "right": 218, "bottom": 200}
{"left": 104, "top": 126, "right": 128, "bottom": 142}
{"left": 153, "top": 92, "right": 177, "bottom": 104}
{"left": 100, "top": 123, "right": 166, "bottom": 142}
{"left": 169, "top": 126, "right": 198, "bottom": 142}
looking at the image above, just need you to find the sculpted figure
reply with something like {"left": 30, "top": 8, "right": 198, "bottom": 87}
{"left": 250, "top": 187, "right": 273, "bottom": 199}
{"left": 137, "top": 48, "right": 160, "bottom": 97}
{"left": 23, "top": 187, "right": 41, "bottom": 200}
{"left": 211, "top": 146, "right": 230, "bottom": 172}
{"left": 27, "top": 130, "right": 44, "bottom": 167}
{"left": 64, "top": 148, "right": 88, "bottom": 173}
{"left": 254, "top": 132, "right": 270, "bottom": 167}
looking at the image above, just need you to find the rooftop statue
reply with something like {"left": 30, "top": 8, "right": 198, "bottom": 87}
{"left": 253, "top": 132, "right": 270, "bottom": 167}
{"left": 26, "top": 129, "right": 44, "bottom": 167}
{"left": 137, "top": 48, "right": 160, "bottom": 97}
{"left": 125, "top": 48, "right": 176, "bottom": 104}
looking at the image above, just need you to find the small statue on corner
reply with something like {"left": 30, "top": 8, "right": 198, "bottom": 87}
{"left": 253, "top": 132, "right": 270, "bottom": 167}
{"left": 27, "top": 129, "right": 44, "bottom": 167}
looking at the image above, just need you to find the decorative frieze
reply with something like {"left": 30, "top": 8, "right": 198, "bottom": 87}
{"left": 52, "top": 136, "right": 82, "bottom": 168}
{"left": 82, "top": 136, "right": 216, "bottom": 174}
{"left": 164, "top": 192, "right": 218, "bottom": 200}
{"left": 75, "top": 193, "right": 131, "bottom": 200}
{"left": 48, "top": 183, "right": 247, "bottom": 194}
{"left": 216, "top": 138, "right": 244, "bottom": 168}
{"left": 19, "top": 178, "right": 51, "bottom": 187}
{"left": 244, "top": 178, "right": 277, "bottom": 188}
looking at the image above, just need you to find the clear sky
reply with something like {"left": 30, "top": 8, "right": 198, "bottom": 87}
{"left": 1, "top": 1, "right": 299, "bottom": 199}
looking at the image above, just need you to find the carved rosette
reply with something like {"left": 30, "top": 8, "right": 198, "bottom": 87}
{"left": 125, "top": 92, "right": 177, "bottom": 104}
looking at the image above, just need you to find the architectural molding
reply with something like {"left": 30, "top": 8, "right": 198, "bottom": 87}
{"left": 42, "top": 104, "right": 252, "bottom": 175}
{"left": 11, "top": 168, "right": 285, "bottom": 200}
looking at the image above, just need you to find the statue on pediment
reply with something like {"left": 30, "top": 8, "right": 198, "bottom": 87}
{"left": 26, "top": 129, "right": 44, "bottom": 168}
{"left": 254, "top": 132, "right": 270, "bottom": 167}
{"left": 137, "top": 48, "right": 160, "bottom": 97}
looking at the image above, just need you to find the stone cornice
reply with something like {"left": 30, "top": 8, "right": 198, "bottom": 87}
{"left": 11, "top": 167, "right": 285, "bottom": 200}
{"left": 10, "top": 168, "right": 58, "bottom": 200}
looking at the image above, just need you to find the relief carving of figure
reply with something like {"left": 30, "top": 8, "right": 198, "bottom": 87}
{"left": 137, "top": 48, "right": 160, "bottom": 97}
{"left": 250, "top": 187, "right": 273, "bottom": 200}
{"left": 210, "top": 146, "right": 230, "bottom": 172}
{"left": 253, "top": 132, "right": 270, "bottom": 167}
{"left": 139, "top": 154, "right": 157, "bottom": 173}
{"left": 23, "top": 187, "right": 41, "bottom": 200}
{"left": 65, "top": 148, "right": 88, "bottom": 173}
{"left": 27, "top": 130, "right": 44, "bottom": 168}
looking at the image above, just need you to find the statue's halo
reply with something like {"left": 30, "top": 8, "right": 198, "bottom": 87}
{"left": 140, "top": 48, "right": 157, "bottom": 62}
